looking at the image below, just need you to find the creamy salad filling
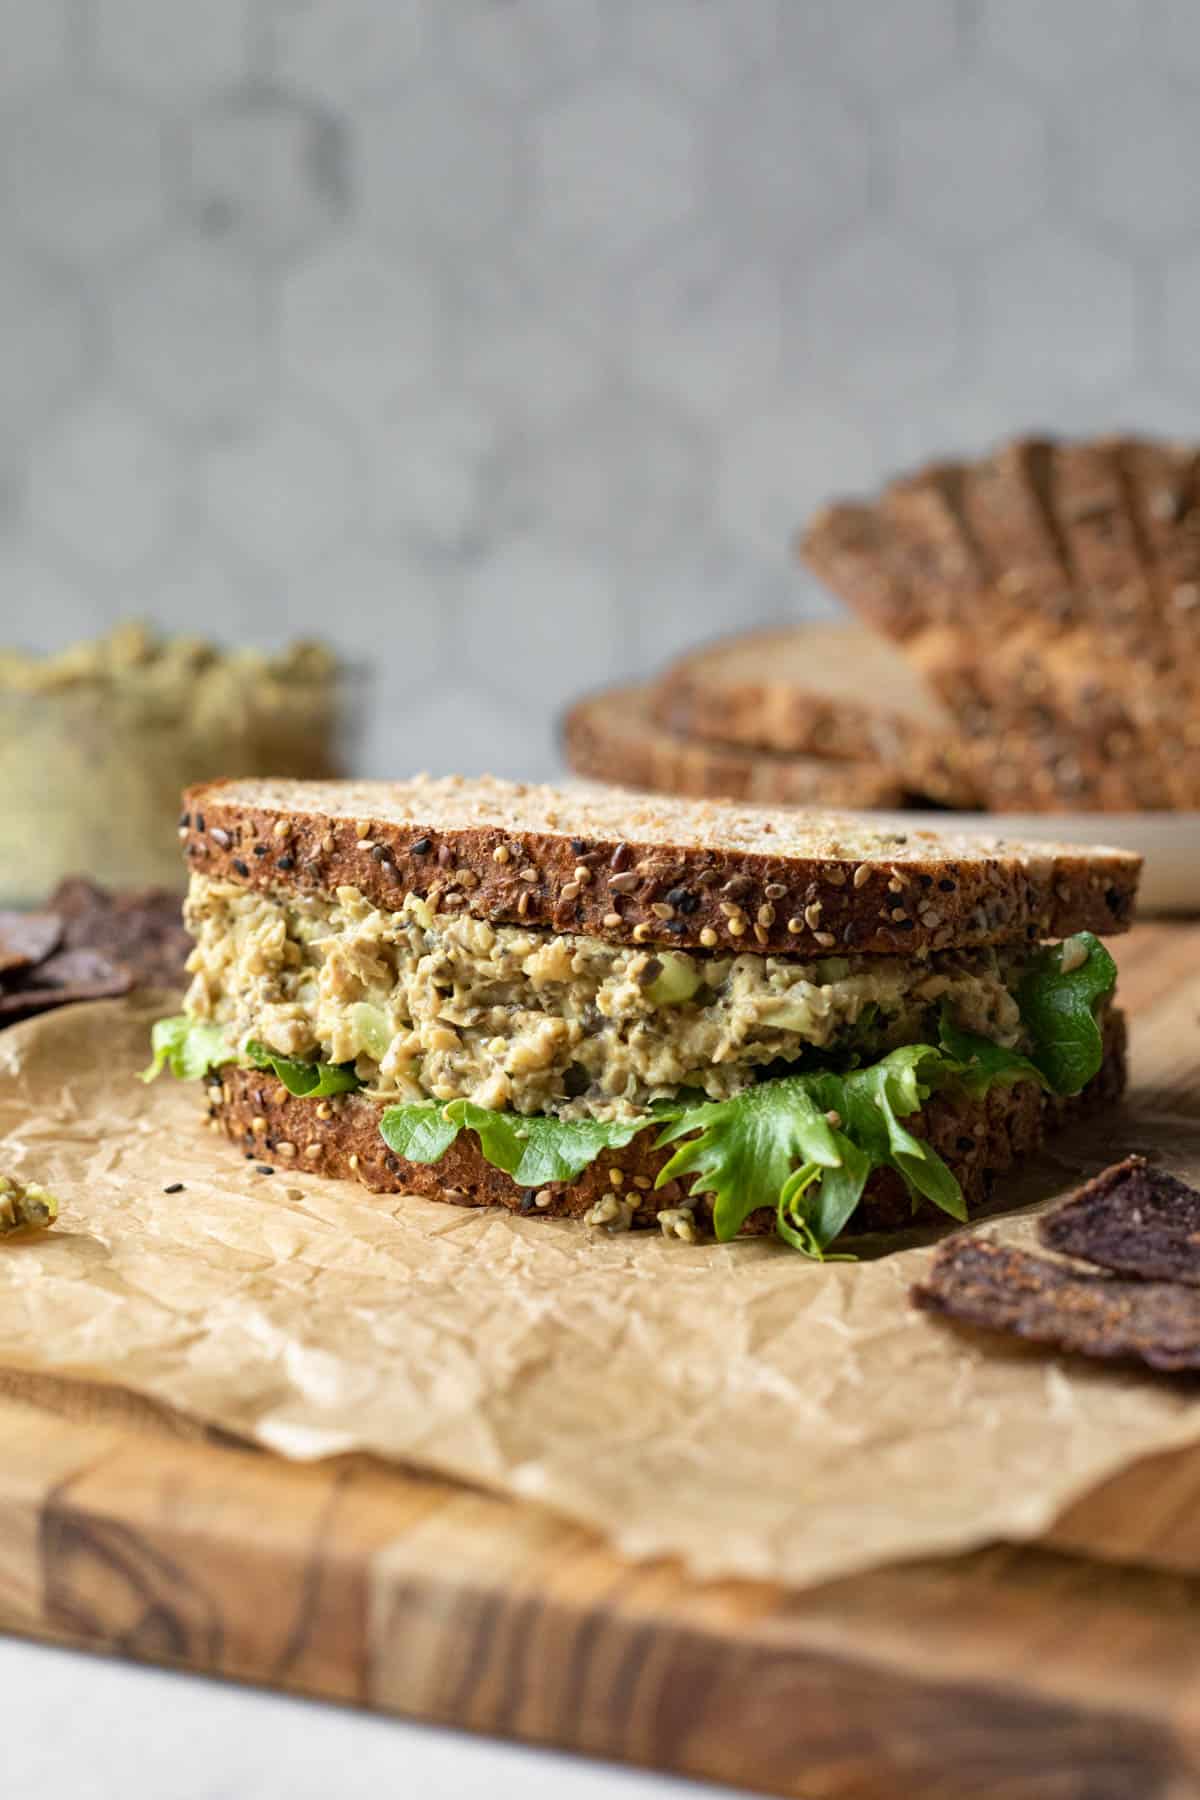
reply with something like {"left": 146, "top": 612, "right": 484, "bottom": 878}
{"left": 183, "top": 874, "right": 1033, "bottom": 1123}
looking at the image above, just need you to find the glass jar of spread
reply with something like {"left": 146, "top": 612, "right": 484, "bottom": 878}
{"left": 0, "top": 623, "right": 353, "bottom": 905}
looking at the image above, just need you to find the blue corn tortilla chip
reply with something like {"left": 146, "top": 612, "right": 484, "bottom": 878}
{"left": 1039, "top": 1155, "right": 1200, "bottom": 1286}
{"left": 912, "top": 1236, "right": 1200, "bottom": 1374}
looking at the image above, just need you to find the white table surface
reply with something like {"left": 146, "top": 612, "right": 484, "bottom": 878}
{"left": 0, "top": 1636, "right": 745, "bottom": 1800}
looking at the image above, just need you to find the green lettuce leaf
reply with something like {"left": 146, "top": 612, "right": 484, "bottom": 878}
{"left": 938, "top": 1007, "right": 1049, "bottom": 1098}
{"left": 245, "top": 1040, "right": 361, "bottom": 1098}
{"left": 656, "top": 1044, "right": 966, "bottom": 1256}
{"left": 654, "top": 1081, "right": 842, "bottom": 1242}
{"left": 1018, "top": 931, "right": 1117, "bottom": 1095}
{"left": 141, "top": 1014, "right": 241, "bottom": 1083}
{"left": 379, "top": 1100, "right": 648, "bottom": 1187}
{"left": 378, "top": 1103, "right": 462, "bottom": 1163}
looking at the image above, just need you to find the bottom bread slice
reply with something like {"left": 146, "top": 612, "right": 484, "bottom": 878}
{"left": 210, "top": 1013, "right": 1126, "bottom": 1241}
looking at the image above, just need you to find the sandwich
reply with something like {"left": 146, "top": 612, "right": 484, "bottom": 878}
{"left": 146, "top": 776, "right": 1140, "bottom": 1257}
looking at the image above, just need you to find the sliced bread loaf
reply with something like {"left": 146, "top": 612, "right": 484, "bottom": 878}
{"left": 800, "top": 433, "right": 1200, "bottom": 811}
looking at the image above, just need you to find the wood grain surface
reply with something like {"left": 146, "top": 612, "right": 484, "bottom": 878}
{"left": 3, "top": 923, "right": 1200, "bottom": 1800}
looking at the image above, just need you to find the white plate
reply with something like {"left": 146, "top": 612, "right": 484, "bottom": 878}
{"left": 873, "top": 811, "right": 1200, "bottom": 917}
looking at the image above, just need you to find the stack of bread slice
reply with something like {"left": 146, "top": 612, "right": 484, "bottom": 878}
{"left": 565, "top": 432, "right": 1200, "bottom": 815}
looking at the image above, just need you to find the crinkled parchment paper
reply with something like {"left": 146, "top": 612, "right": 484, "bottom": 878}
{"left": 2, "top": 994, "right": 1200, "bottom": 1589}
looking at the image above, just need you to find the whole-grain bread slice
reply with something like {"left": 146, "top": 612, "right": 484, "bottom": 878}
{"left": 182, "top": 775, "right": 1141, "bottom": 957}
{"left": 652, "top": 625, "right": 979, "bottom": 807}
{"left": 209, "top": 1010, "right": 1125, "bottom": 1239}
{"left": 564, "top": 681, "right": 911, "bottom": 808}
{"left": 800, "top": 433, "right": 1200, "bottom": 811}
{"left": 931, "top": 644, "right": 1164, "bottom": 813}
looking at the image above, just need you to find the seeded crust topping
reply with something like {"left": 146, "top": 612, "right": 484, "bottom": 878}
{"left": 181, "top": 776, "right": 1140, "bottom": 960}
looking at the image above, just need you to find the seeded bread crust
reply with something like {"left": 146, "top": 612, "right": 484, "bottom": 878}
{"left": 800, "top": 433, "right": 1200, "bottom": 811}
{"left": 564, "top": 682, "right": 909, "bottom": 808}
{"left": 180, "top": 776, "right": 1140, "bottom": 958}
{"left": 653, "top": 626, "right": 980, "bottom": 808}
{"left": 210, "top": 1011, "right": 1126, "bottom": 1239}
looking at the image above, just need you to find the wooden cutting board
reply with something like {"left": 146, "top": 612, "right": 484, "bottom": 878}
{"left": 4, "top": 923, "right": 1200, "bottom": 1800}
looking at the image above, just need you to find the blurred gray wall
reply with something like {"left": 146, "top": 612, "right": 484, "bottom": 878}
{"left": 1, "top": 0, "right": 1196, "bottom": 776}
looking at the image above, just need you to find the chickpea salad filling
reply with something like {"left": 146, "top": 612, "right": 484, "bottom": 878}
{"left": 177, "top": 875, "right": 1039, "bottom": 1120}
{"left": 147, "top": 875, "right": 1120, "bottom": 1258}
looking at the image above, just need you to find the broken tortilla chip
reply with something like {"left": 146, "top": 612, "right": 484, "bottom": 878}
{"left": 1039, "top": 1155, "right": 1200, "bottom": 1286}
{"left": 0, "top": 911, "right": 62, "bottom": 977}
{"left": 912, "top": 1237, "right": 1200, "bottom": 1375}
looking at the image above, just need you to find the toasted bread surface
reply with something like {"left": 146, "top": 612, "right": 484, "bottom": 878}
{"left": 181, "top": 775, "right": 1142, "bottom": 957}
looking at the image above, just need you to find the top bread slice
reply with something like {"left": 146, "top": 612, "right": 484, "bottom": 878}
{"left": 799, "top": 433, "right": 1200, "bottom": 811}
{"left": 652, "top": 624, "right": 979, "bottom": 807}
{"left": 181, "top": 775, "right": 1140, "bottom": 959}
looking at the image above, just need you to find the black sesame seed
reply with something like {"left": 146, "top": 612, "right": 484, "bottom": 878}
{"left": 255, "top": 1164, "right": 275, "bottom": 1176}
{"left": 896, "top": 918, "right": 914, "bottom": 931}
{"left": 253, "top": 844, "right": 268, "bottom": 857}
{"left": 1026, "top": 924, "right": 1038, "bottom": 940}
{"left": 244, "top": 1149, "right": 256, "bottom": 1160}
{"left": 195, "top": 813, "right": 206, "bottom": 832}
{"left": 937, "top": 878, "right": 956, "bottom": 892}
{"left": 411, "top": 837, "right": 432, "bottom": 855}
{"left": 163, "top": 1181, "right": 184, "bottom": 1194}
{"left": 370, "top": 843, "right": 391, "bottom": 863}
{"left": 1104, "top": 886, "right": 1122, "bottom": 912}
{"left": 520, "top": 1190, "right": 537, "bottom": 1213}
{"left": 663, "top": 918, "right": 687, "bottom": 935}
{"left": 570, "top": 838, "right": 588, "bottom": 855}
{"left": 918, "top": 873, "right": 933, "bottom": 889}
{"left": 179, "top": 811, "right": 191, "bottom": 829}
{"left": 232, "top": 858, "right": 250, "bottom": 877}
{"left": 841, "top": 922, "right": 858, "bottom": 945}
{"left": 666, "top": 886, "right": 698, "bottom": 914}
{"left": 276, "top": 854, "right": 295, "bottom": 871}
{"left": 956, "top": 1136, "right": 974, "bottom": 1153}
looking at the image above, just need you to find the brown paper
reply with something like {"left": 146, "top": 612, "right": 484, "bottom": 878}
{"left": 2, "top": 993, "right": 1199, "bottom": 1589}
